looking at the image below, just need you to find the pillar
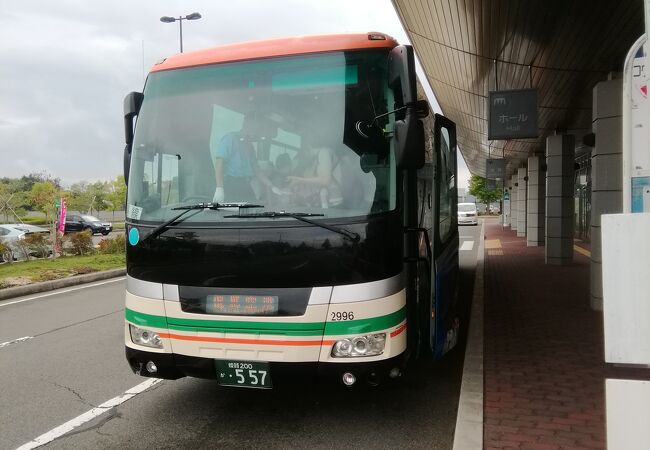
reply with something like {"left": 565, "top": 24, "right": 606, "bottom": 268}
{"left": 527, "top": 156, "right": 545, "bottom": 246}
{"left": 510, "top": 174, "right": 518, "bottom": 232}
{"left": 503, "top": 181, "right": 511, "bottom": 227}
{"left": 590, "top": 79, "right": 623, "bottom": 310}
{"left": 545, "top": 134, "right": 575, "bottom": 265}
{"left": 517, "top": 167, "right": 527, "bottom": 237}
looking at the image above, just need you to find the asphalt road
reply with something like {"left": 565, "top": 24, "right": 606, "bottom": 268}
{"left": 0, "top": 224, "right": 481, "bottom": 450}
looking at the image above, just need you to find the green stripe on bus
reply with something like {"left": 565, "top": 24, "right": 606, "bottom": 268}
{"left": 324, "top": 307, "right": 406, "bottom": 335}
{"left": 124, "top": 306, "right": 406, "bottom": 336}
{"left": 125, "top": 308, "right": 168, "bottom": 328}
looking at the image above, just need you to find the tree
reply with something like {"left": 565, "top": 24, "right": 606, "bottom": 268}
{"left": 0, "top": 180, "right": 29, "bottom": 221}
{"left": 468, "top": 175, "right": 502, "bottom": 211}
{"left": 88, "top": 181, "right": 113, "bottom": 216}
{"left": 106, "top": 176, "right": 127, "bottom": 219}
{"left": 28, "top": 181, "right": 59, "bottom": 222}
{"left": 68, "top": 181, "right": 92, "bottom": 213}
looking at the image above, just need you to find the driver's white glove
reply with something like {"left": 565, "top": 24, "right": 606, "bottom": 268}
{"left": 213, "top": 187, "right": 225, "bottom": 203}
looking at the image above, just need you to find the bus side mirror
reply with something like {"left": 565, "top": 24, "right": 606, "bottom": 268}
{"left": 388, "top": 45, "right": 424, "bottom": 170}
{"left": 123, "top": 91, "right": 144, "bottom": 185}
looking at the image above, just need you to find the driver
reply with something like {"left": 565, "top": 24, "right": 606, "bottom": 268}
{"left": 213, "top": 112, "right": 274, "bottom": 203}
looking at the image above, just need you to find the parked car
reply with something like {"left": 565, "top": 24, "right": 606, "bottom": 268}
{"left": 0, "top": 223, "right": 51, "bottom": 262}
{"left": 458, "top": 203, "right": 478, "bottom": 226}
{"left": 63, "top": 215, "right": 112, "bottom": 235}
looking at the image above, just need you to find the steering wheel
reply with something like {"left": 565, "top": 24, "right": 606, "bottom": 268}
{"left": 180, "top": 195, "right": 212, "bottom": 203}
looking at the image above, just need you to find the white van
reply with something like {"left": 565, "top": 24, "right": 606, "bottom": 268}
{"left": 457, "top": 203, "right": 478, "bottom": 226}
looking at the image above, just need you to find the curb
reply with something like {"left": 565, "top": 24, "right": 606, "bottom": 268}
{"left": 0, "top": 268, "right": 126, "bottom": 301}
{"left": 453, "top": 221, "right": 485, "bottom": 450}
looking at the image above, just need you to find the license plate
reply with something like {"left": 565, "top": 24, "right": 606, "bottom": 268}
{"left": 215, "top": 360, "right": 272, "bottom": 389}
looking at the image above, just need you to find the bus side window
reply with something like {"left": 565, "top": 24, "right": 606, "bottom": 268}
{"left": 438, "top": 128, "right": 454, "bottom": 242}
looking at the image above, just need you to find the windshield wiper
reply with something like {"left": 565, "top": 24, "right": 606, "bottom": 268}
{"left": 224, "top": 211, "right": 361, "bottom": 243}
{"left": 142, "top": 202, "right": 264, "bottom": 242}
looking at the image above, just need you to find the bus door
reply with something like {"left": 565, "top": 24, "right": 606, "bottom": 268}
{"left": 431, "top": 114, "right": 459, "bottom": 359}
{"left": 414, "top": 114, "right": 459, "bottom": 360}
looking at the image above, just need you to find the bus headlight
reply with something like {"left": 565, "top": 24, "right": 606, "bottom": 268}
{"left": 129, "top": 324, "right": 163, "bottom": 349}
{"left": 331, "top": 333, "right": 385, "bottom": 357}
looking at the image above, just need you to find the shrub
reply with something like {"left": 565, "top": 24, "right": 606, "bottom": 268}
{"left": 0, "top": 240, "right": 12, "bottom": 264}
{"left": 23, "top": 233, "right": 52, "bottom": 258}
{"left": 11, "top": 238, "right": 32, "bottom": 260}
{"left": 63, "top": 231, "right": 95, "bottom": 256}
{"left": 98, "top": 234, "right": 126, "bottom": 254}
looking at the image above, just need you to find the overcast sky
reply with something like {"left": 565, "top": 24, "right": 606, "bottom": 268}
{"left": 0, "top": 0, "right": 470, "bottom": 188}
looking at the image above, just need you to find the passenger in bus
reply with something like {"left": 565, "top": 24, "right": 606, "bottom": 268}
{"left": 286, "top": 135, "right": 343, "bottom": 209}
{"left": 213, "top": 112, "right": 274, "bottom": 203}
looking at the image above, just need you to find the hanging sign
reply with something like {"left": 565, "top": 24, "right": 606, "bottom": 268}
{"left": 486, "top": 158, "right": 506, "bottom": 179}
{"left": 488, "top": 89, "right": 538, "bottom": 140}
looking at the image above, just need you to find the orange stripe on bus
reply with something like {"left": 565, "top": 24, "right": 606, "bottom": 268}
{"left": 390, "top": 323, "right": 406, "bottom": 338}
{"left": 151, "top": 33, "right": 398, "bottom": 73}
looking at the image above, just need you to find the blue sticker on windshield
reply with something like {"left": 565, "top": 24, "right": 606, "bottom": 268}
{"left": 128, "top": 227, "right": 140, "bottom": 246}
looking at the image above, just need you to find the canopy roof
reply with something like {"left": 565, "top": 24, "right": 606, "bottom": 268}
{"left": 393, "top": 0, "right": 644, "bottom": 178}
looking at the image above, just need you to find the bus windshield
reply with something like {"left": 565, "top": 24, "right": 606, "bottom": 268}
{"left": 127, "top": 50, "right": 396, "bottom": 224}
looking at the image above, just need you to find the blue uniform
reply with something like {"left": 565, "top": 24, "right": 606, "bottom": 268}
{"left": 215, "top": 132, "right": 256, "bottom": 202}
{"left": 216, "top": 132, "right": 254, "bottom": 178}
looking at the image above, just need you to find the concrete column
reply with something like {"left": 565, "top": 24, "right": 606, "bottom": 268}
{"left": 517, "top": 167, "right": 527, "bottom": 237}
{"left": 545, "top": 134, "right": 575, "bottom": 265}
{"left": 510, "top": 174, "right": 518, "bottom": 232}
{"left": 590, "top": 79, "right": 623, "bottom": 310}
{"left": 527, "top": 156, "right": 545, "bottom": 246}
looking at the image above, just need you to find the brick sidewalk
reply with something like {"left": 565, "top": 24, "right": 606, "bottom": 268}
{"left": 482, "top": 221, "right": 647, "bottom": 450}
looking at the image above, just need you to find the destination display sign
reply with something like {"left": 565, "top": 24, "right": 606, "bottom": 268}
{"left": 206, "top": 294, "right": 279, "bottom": 315}
{"left": 488, "top": 89, "right": 538, "bottom": 140}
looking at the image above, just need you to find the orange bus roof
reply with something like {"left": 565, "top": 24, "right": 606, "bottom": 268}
{"left": 150, "top": 32, "right": 399, "bottom": 73}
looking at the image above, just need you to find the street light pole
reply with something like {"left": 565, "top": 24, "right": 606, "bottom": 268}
{"left": 160, "top": 12, "right": 202, "bottom": 53}
{"left": 179, "top": 17, "right": 183, "bottom": 53}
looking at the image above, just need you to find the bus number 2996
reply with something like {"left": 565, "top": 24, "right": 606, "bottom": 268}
{"left": 330, "top": 311, "right": 354, "bottom": 321}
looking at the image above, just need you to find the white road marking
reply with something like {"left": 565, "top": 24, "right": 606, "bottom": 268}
{"left": 0, "top": 336, "right": 33, "bottom": 349}
{"left": 459, "top": 240, "right": 475, "bottom": 251}
{"left": 16, "top": 378, "right": 162, "bottom": 450}
{"left": 0, "top": 278, "right": 126, "bottom": 308}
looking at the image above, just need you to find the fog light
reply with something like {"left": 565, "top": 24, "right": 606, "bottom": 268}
{"left": 331, "top": 333, "right": 386, "bottom": 358}
{"left": 389, "top": 367, "right": 401, "bottom": 378}
{"left": 342, "top": 372, "right": 356, "bottom": 386}
{"left": 129, "top": 324, "right": 163, "bottom": 349}
{"left": 146, "top": 361, "right": 158, "bottom": 373}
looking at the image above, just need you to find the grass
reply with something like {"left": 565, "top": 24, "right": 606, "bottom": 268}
{"left": 0, "top": 253, "right": 125, "bottom": 288}
{"left": 21, "top": 216, "right": 49, "bottom": 225}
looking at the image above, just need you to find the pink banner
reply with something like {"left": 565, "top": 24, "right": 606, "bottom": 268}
{"left": 58, "top": 198, "right": 66, "bottom": 234}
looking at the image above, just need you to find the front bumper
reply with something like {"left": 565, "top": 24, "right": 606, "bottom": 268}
{"left": 125, "top": 346, "right": 406, "bottom": 386}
